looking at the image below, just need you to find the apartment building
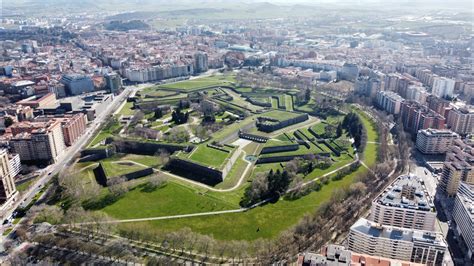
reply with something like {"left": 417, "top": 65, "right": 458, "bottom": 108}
{"left": 369, "top": 175, "right": 436, "bottom": 231}
{"left": 8, "top": 153, "right": 21, "bottom": 178}
{"left": 34, "top": 113, "right": 87, "bottom": 146}
{"left": 427, "top": 95, "right": 451, "bottom": 119}
{"left": 376, "top": 90, "right": 404, "bottom": 115}
{"left": 347, "top": 218, "right": 446, "bottom": 265}
{"left": 416, "top": 129, "right": 459, "bottom": 154}
{"left": 9, "top": 120, "right": 66, "bottom": 164}
{"left": 401, "top": 101, "right": 446, "bottom": 134}
{"left": 452, "top": 182, "right": 473, "bottom": 261}
{"left": 405, "top": 85, "right": 429, "bottom": 105}
{"left": 438, "top": 139, "right": 474, "bottom": 197}
{"left": 0, "top": 149, "right": 16, "bottom": 205}
{"left": 432, "top": 77, "right": 455, "bottom": 98}
{"left": 447, "top": 105, "right": 474, "bottom": 135}
{"left": 297, "top": 245, "right": 423, "bottom": 266}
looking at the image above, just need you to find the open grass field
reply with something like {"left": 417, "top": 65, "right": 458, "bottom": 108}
{"left": 285, "top": 95, "right": 294, "bottom": 111}
{"left": 117, "top": 167, "right": 364, "bottom": 240}
{"left": 260, "top": 110, "right": 301, "bottom": 121}
{"left": 101, "top": 160, "right": 148, "bottom": 178}
{"left": 214, "top": 156, "right": 249, "bottom": 190}
{"left": 102, "top": 180, "right": 237, "bottom": 220}
{"left": 157, "top": 75, "right": 235, "bottom": 92}
{"left": 118, "top": 102, "right": 135, "bottom": 116}
{"left": 188, "top": 145, "right": 232, "bottom": 168}
{"left": 88, "top": 119, "right": 123, "bottom": 148}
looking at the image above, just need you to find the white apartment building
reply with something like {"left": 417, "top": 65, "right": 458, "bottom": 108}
{"left": 370, "top": 175, "right": 436, "bottom": 231}
{"left": 452, "top": 182, "right": 473, "bottom": 260}
{"left": 416, "top": 129, "right": 459, "bottom": 155}
{"left": 432, "top": 77, "right": 455, "bottom": 98}
{"left": 348, "top": 218, "right": 446, "bottom": 265}
{"left": 376, "top": 90, "right": 404, "bottom": 115}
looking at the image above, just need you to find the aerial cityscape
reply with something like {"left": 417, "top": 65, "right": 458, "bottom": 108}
{"left": 0, "top": 0, "right": 472, "bottom": 265}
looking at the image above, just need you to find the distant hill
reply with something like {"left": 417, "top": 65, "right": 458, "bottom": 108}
{"left": 104, "top": 20, "right": 150, "bottom": 31}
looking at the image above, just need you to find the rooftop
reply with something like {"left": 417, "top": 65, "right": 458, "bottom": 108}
{"left": 351, "top": 218, "right": 445, "bottom": 246}
{"left": 375, "top": 174, "right": 433, "bottom": 212}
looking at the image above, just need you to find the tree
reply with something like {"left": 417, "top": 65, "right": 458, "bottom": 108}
{"left": 154, "top": 108, "right": 163, "bottom": 119}
{"left": 34, "top": 204, "right": 64, "bottom": 225}
{"left": 4, "top": 116, "right": 14, "bottom": 128}
{"left": 107, "top": 176, "right": 128, "bottom": 197}
{"left": 304, "top": 88, "right": 311, "bottom": 102}
{"left": 147, "top": 174, "right": 167, "bottom": 189}
{"left": 157, "top": 149, "right": 170, "bottom": 165}
{"left": 336, "top": 123, "right": 343, "bottom": 138}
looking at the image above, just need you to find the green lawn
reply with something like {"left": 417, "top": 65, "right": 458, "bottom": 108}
{"left": 118, "top": 167, "right": 364, "bottom": 240}
{"left": 188, "top": 145, "right": 232, "bottom": 168}
{"left": 214, "top": 157, "right": 249, "bottom": 190}
{"left": 260, "top": 110, "right": 301, "bottom": 121}
{"left": 16, "top": 178, "right": 37, "bottom": 192}
{"left": 118, "top": 102, "right": 135, "bottom": 116}
{"left": 285, "top": 95, "right": 294, "bottom": 111}
{"left": 88, "top": 119, "right": 123, "bottom": 147}
{"left": 101, "top": 160, "right": 148, "bottom": 178}
{"left": 157, "top": 75, "right": 235, "bottom": 92}
{"left": 102, "top": 180, "right": 237, "bottom": 219}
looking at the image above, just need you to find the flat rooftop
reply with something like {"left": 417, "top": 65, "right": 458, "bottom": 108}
{"left": 351, "top": 218, "right": 445, "bottom": 246}
{"left": 375, "top": 174, "right": 433, "bottom": 212}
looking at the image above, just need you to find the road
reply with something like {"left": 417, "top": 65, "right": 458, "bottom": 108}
{"left": 1, "top": 86, "right": 137, "bottom": 234}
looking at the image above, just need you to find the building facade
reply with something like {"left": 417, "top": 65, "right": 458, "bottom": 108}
{"left": 8, "top": 153, "right": 21, "bottom": 179}
{"left": 432, "top": 77, "right": 455, "bottom": 98}
{"left": 369, "top": 175, "right": 437, "bottom": 231}
{"left": 0, "top": 149, "right": 16, "bottom": 205}
{"left": 438, "top": 139, "right": 474, "bottom": 197}
{"left": 10, "top": 120, "right": 66, "bottom": 163}
{"left": 61, "top": 74, "right": 94, "bottom": 96}
{"left": 452, "top": 182, "right": 473, "bottom": 261}
{"left": 60, "top": 113, "right": 87, "bottom": 146}
{"left": 347, "top": 218, "right": 446, "bottom": 265}
{"left": 447, "top": 106, "right": 474, "bottom": 135}
{"left": 376, "top": 90, "right": 404, "bottom": 114}
{"left": 416, "top": 129, "right": 459, "bottom": 154}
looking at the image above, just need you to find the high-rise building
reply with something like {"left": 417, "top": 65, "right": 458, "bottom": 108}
{"left": 452, "top": 182, "right": 473, "bottom": 261}
{"left": 438, "top": 139, "right": 474, "bottom": 197}
{"left": 60, "top": 113, "right": 87, "bottom": 146}
{"left": 447, "top": 105, "right": 474, "bottom": 135}
{"left": 0, "top": 149, "right": 17, "bottom": 205}
{"left": 427, "top": 95, "right": 451, "bottom": 119}
{"left": 432, "top": 77, "right": 455, "bottom": 98}
{"left": 194, "top": 52, "right": 209, "bottom": 73}
{"left": 376, "top": 90, "right": 404, "bottom": 114}
{"left": 60, "top": 74, "right": 94, "bottom": 96}
{"left": 347, "top": 218, "right": 446, "bottom": 265}
{"left": 8, "top": 153, "right": 21, "bottom": 179}
{"left": 401, "top": 101, "right": 446, "bottom": 135}
{"left": 405, "top": 85, "right": 429, "bottom": 105}
{"left": 340, "top": 63, "right": 359, "bottom": 81}
{"left": 105, "top": 72, "right": 123, "bottom": 94}
{"left": 10, "top": 120, "right": 66, "bottom": 164}
{"left": 369, "top": 175, "right": 436, "bottom": 231}
{"left": 416, "top": 129, "right": 459, "bottom": 154}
